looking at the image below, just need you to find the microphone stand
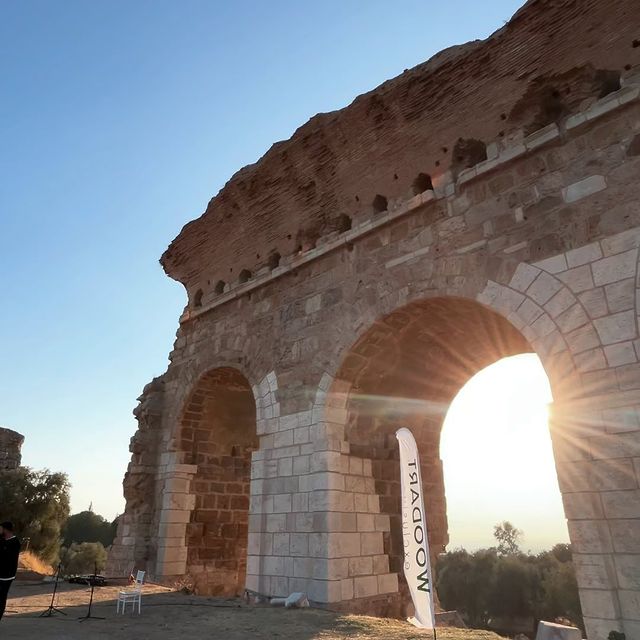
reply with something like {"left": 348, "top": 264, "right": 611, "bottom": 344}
{"left": 40, "top": 563, "right": 67, "bottom": 617}
{"left": 78, "top": 562, "right": 105, "bottom": 622}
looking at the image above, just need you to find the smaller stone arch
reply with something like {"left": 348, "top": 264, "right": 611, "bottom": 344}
{"left": 177, "top": 366, "right": 258, "bottom": 596}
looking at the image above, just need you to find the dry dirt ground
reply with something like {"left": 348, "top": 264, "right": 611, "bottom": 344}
{"left": 2, "top": 579, "right": 506, "bottom": 640}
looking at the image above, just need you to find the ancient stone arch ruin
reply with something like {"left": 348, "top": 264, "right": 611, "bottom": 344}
{"left": 109, "top": 1, "right": 640, "bottom": 637}
{"left": 0, "top": 427, "right": 24, "bottom": 471}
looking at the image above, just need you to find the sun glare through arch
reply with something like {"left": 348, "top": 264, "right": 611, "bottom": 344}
{"left": 440, "top": 353, "right": 569, "bottom": 552}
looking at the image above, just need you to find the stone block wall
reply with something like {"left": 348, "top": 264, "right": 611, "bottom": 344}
{"left": 109, "top": 19, "right": 640, "bottom": 639}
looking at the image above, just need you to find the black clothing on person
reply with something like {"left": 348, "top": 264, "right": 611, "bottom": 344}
{"left": 0, "top": 536, "right": 20, "bottom": 580}
{"left": 0, "top": 535, "right": 20, "bottom": 620}
{"left": 0, "top": 580, "right": 11, "bottom": 620}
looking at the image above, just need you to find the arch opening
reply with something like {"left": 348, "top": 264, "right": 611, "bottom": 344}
{"left": 441, "top": 353, "right": 567, "bottom": 552}
{"left": 332, "top": 296, "right": 560, "bottom": 617}
{"left": 178, "top": 367, "right": 257, "bottom": 596}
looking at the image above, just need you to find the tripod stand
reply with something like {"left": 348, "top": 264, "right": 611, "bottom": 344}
{"left": 40, "top": 563, "right": 66, "bottom": 617}
{"left": 78, "top": 563, "right": 105, "bottom": 622}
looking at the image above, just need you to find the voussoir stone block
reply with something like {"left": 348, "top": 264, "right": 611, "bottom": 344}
{"left": 591, "top": 249, "right": 637, "bottom": 286}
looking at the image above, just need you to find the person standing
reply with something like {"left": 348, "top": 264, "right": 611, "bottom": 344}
{"left": 0, "top": 522, "right": 20, "bottom": 620}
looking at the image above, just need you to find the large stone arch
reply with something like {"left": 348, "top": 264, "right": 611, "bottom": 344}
{"left": 311, "top": 246, "right": 640, "bottom": 634}
{"left": 312, "top": 294, "right": 546, "bottom": 615}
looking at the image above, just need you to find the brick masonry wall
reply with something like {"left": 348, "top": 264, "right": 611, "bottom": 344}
{"left": 180, "top": 368, "right": 256, "bottom": 595}
{"left": 109, "top": 71, "right": 640, "bottom": 639}
{"left": 160, "top": 0, "right": 640, "bottom": 306}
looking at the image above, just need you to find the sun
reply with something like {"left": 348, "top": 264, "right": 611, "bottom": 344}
{"left": 440, "top": 353, "right": 568, "bottom": 551}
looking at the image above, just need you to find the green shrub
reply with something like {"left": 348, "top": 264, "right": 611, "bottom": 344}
{"left": 59, "top": 542, "right": 107, "bottom": 576}
{"left": 437, "top": 542, "right": 583, "bottom": 633}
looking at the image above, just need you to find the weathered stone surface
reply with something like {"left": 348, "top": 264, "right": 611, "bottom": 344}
{"left": 0, "top": 427, "right": 23, "bottom": 471}
{"left": 108, "top": 3, "right": 640, "bottom": 635}
{"left": 592, "top": 250, "right": 637, "bottom": 287}
{"left": 576, "top": 589, "right": 619, "bottom": 621}
{"left": 573, "top": 553, "right": 618, "bottom": 590}
{"left": 594, "top": 310, "right": 637, "bottom": 345}
{"left": 534, "top": 620, "right": 581, "bottom": 640}
{"left": 562, "top": 175, "right": 607, "bottom": 204}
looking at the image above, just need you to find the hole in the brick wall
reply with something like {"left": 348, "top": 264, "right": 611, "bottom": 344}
{"left": 393, "top": 173, "right": 398, "bottom": 180}
{"left": 595, "top": 69, "right": 621, "bottom": 98}
{"left": 633, "top": 39, "right": 640, "bottom": 48}
{"left": 238, "top": 269, "right": 251, "bottom": 284}
{"left": 500, "top": 113, "right": 507, "bottom": 120}
{"left": 511, "top": 84, "right": 568, "bottom": 135}
{"left": 372, "top": 194, "right": 388, "bottom": 214}
{"left": 412, "top": 173, "right": 434, "bottom": 195}
{"left": 193, "top": 289, "right": 203, "bottom": 308}
{"left": 256, "top": 253, "right": 260, "bottom": 259}
{"left": 337, "top": 213, "right": 352, "bottom": 233}
{"left": 442, "top": 146, "right": 448, "bottom": 154}
{"left": 535, "top": 89, "right": 567, "bottom": 130}
{"left": 435, "top": 160, "right": 441, "bottom": 167}
{"left": 287, "top": 234, "right": 292, "bottom": 240}
{"left": 295, "top": 245, "right": 302, "bottom": 254}
{"left": 499, "top": 131, "right": 505, "bottom": 137}
{"left": 214, "top": 280, "right": 225, "bottom": 295}
{"left": 207, "top": 280, "right": 210, "bottom": 285}
{"left": 450, "top": 138, "right": 488, "bottom": 178}
{"left": 229, "top": 267, "right": 233, "bottom": 272}
{"left": 268, "top": 251, "right": 281, "bottom": 270}
{"left": 625, "top": 64, "right": 632, "bottom": 71}
{"left": 508, "top": 67, "right": 623, "bottom": 135}
{"left": 355, "top": 195, "right": 360, "bottom": 202}
{"left": 302, "top": 232, "right": 319, "bottom": 251}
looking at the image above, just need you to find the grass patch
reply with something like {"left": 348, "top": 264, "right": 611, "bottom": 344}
{"left": 18, "top": 550, "right": 54, "bottom": 576}
{"left": 315, "top": 614, "right": 506, "bottom": 639}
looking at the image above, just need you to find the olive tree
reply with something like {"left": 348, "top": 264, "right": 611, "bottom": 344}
{"left": 0, "top": 467, "right": 70, "bottom": 562}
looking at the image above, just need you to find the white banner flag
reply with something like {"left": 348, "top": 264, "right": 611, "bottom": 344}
{"left": 396, "top": 427, "right": 436, "bottom": 631}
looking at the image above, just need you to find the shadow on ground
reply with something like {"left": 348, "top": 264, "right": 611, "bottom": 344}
{"left": 2, "top": 580, "right": 504, "bottom": 640}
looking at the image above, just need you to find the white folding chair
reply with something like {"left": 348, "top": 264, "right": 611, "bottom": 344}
{"left": 116, "top": 569, "right": 145, "bottom": 614}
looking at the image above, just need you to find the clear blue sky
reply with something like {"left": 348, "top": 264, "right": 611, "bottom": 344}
{"left": 1, "top": 1, "right": 525, "bottom": 521}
